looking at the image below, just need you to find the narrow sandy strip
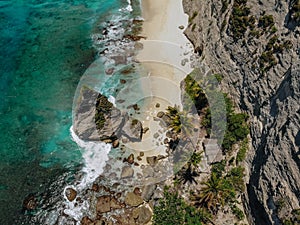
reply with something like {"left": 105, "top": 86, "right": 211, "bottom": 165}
{"left": 127, "top": 0, "right": 194, "bottom": 153}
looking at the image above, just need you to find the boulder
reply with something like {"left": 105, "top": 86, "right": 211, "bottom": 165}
{"left": 146, "top": 156, "right": 158, "bottom": 166}
{"left": 136, "top": 206, "right": 153, "bottom": 224}
{"left": 121, "top": 166, "right": 134, "bottom": 178}
{"left": 142, "top": 184, "right": 156, "bottom": 201}
{"left": 125, "top": 192, "right": 143, "bottom": 207}
{"left": 73, "top": 87, "right": 124, "bottom": 141}
{"left": 112, "top": 139, "right": 119, "bottom": 148}
{"left": 121, "top": 117, "right": 143, "bottom": 142}
{"left": 23, "top": 194, "right": 37, "bottom": 210}
{"left": 96, "top": 196, "right": 111, "bottom": 213}
{"left": 65, "top": 188, "right": 77, "bottom": 202}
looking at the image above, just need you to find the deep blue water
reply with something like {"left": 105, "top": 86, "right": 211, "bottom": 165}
{"left": 0, "top": 0, "right": 131, "bottom": 223}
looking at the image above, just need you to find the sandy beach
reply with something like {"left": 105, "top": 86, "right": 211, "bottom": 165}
{"left": 126, "top": 0, "right": 194, "bottom": 154}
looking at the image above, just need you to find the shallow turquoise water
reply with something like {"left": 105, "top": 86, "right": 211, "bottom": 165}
{"left": 0, "top": 0, "right": 128, "bottom": 223}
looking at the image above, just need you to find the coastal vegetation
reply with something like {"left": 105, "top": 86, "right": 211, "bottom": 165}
{"left": 228, "top": 0, "right": 255, "bottom": 40}
{"left": 153, "top": 188, "right": 203, "bottom": 225}
{"left": 153, "top": 71, "right": 249, "bottom": 224}
{"left": 290, "top": 0, "right": 300, "bottom": 24}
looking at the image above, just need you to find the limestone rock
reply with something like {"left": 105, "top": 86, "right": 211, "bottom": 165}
{"left": 182, "top": 0, "right": 300, "bottom": 223}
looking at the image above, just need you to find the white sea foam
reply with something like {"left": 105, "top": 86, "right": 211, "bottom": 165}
{"left": 126, "top": 0, "right": 133, "bottom": 12}
{"left": 70, "top": 126, "right": 111, "bottom": 189}
{"left": 62, "top": 126, "right": 111, "bottom": 222}
{"left": 119, "top": 0, "right": 132, "bottom": 12}
{"left": 108, "top": 95, "right": 116, "bottom": 106}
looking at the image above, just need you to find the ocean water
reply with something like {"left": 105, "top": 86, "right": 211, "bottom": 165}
{"left": 0, "top": 0, "right": 138, "bottom": 224}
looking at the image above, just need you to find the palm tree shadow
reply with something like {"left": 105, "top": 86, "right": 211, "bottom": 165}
{"left": 177, "top": 165, "right": 199, "bottom": 185}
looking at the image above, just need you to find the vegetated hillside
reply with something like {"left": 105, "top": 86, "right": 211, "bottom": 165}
{"left": 183, "top": 0, "right": 300, "bottom": 224}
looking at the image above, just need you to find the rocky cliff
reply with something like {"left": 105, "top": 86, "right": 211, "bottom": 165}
{"left": 182, "top": 0, "right": 300, "bottom": 224}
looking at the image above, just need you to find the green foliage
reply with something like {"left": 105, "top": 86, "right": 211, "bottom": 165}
{"left": 153, "top": 189, "right": 203, "bottom": 225}
{"left": 189, "top": 11, "right": 198, "bottom": 23}
{"left": 290, "top": 0, "right": 300, "bottom": 24}
{"left": 258, "top": 14, "right": 275, "bottom": 28}
{"left": 214, "top": 73, "right": 223, "bottom": 82}
{"left": 183, "top": 74, "right": 208, "bottom": 112}
{"left": 211, "top": 160, "right": 226, "bottom": 178}
{"left": 202, "top": 94, "right": 249, "bottom": 151}
{"left": 236, "top": 138, "right": 248, "bottom": 163}
{"left": 221, "top": 0, "right": 229, "bottom": 13}
{"left": 222, "top": 112, "right": 249, "bottom": 150}
{"left": 229, "top": 0, "right": 253, "bottom": 40}
{"left": 259, "top": 35, "right": 292, "bottom": 73}
{"left": 195, "top": 173, "right": 236, "bottom": 213}
{"left": 190, "top": 151, "right": 203, "bottom": 167}
{"left": 231, "top": 204, "right": 245, "bottom": 220}
{"left": 166, "top": 105, "right": 193, "bottom": 136}
{"left": 226, "top": 166, "right": 245, "bottom": 192}
{"left": 95, "top": 93, "right": 113, "bottom": 130}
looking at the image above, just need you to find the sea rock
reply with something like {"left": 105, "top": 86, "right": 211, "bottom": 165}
{"left": 73, "top": 87, "right": 102, "bottom": 141}
{"left": 81, "top": 217, "right": 94, "bottom": 225}
{"left": 112, "top": 139, "right": 119, "bottom": 148}
{"left": 110, "top": 197, "right": 123, "bottom": 209}
{"left": 73, "top": 87, "right": 123, "bottom": 141}
{"left": 121, "top": 117, "right": 143, "bottom": 142}
{"left": 121, "top": 166, "right": 134, "bottom": 178}
{"left": 65, "top": 188, "right": 77, "bottom": 202}
{"left": 23, "top": 194, "right": 37, "bottom": 210}
{"left": 96, "top": 195, "right": 111, "bottom": 213}
{"left": 126, "top": 154, "right": 134, "bottom": 164}
{"left": 125, "top": 192, "right": 143, "bottom": 207}
{"left": 157, "top": 111, "right": 164, "bottom": 118}
{"left": 105, "top": 68, "right": 114, "bottom": 75}
{"left": 111, "top": 55, "right": 127, "bottom": 65}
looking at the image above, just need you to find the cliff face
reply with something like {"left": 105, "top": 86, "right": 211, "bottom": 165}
{"left": 182, "top": 0, "right": 300, "bottom": 224}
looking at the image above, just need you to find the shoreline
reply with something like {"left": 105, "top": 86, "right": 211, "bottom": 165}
{"left": 130, "top": 0, "right": 195, "bottom": 154}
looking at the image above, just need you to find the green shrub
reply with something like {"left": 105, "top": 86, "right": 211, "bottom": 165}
{"left": 231, "top": 204, "right": 245, "bottom": 220}
{"left": 236, "top": 138, "right": 248, "bottom": 163}
{"left": 229, "top": 0, "right": 252, "bottom": 40}
{"left": 153, "top": 189, "right": 203, "bottom": 225}
{"left": 258, "top": 14, "right": 275, "bottom": 28}
{"left": 226, "top": 166, "right": 245, "bottom": 192}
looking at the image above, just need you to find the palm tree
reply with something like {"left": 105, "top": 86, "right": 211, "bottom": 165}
{"left": 165, "top": 105, "right": 194, "bottom": 137}
{"left": 193, "top": 173, "right": 234, "bottom": 214}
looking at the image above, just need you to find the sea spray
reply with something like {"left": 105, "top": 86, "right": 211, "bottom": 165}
{"left": 62, "top": 126, "right": 111, "bottom": 222}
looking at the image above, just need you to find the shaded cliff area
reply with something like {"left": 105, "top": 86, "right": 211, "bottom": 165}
{"left": 182, "top": 0, "right": 300, "bottom": 224}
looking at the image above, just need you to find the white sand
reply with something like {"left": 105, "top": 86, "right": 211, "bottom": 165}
{"left": 124, "top": 0, "right": 195, "bottom": 154}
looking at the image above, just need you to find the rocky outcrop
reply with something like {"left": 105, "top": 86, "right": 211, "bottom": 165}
{"left": 182, "top": 0, "right": 300, "bottom": 224}
{"left": 73, "top": 86, "right": 143, "bottom": 142}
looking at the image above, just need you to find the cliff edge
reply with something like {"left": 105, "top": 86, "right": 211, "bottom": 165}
{"left": 182, "top": 0, "right": 300, "bottom": 224}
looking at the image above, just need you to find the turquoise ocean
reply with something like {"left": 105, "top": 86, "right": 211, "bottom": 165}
{"left": 0, "top": 0, "right": 140, "bottom": 223}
